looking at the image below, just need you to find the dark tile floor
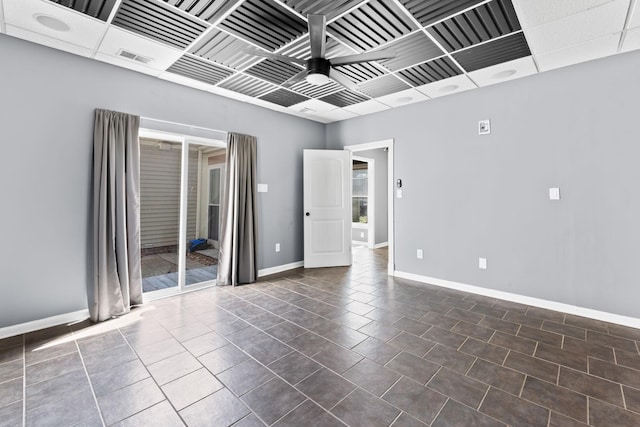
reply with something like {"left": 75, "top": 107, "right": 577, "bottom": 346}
{"left": 2, "top": 247, "right": 640, "bottom": 426}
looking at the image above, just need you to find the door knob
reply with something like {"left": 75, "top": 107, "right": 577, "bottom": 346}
{"left": 305, "top": 212, "right": 310, "bottom": 216}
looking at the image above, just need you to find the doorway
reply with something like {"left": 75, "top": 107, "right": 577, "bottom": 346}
{"left": 138, "top": 128, "right": 226, "bottom": 299}
{"left": 345, "top": 139, "right": 394, "bottom": 274}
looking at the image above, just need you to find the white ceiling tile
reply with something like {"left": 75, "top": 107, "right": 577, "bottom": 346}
{"left": 310, "top": 109, "right": 358, "bottom": 122}
{"left": 375, "top": 88, "right": 429, "bottom": 108}
{"left": 3, "top": 0, "right": 107, "bottom": 50}
{"left": 159, "top": 71, "right": 220, "bottom": 92}
{"left": 468, "top": 56, "right": 538, "bottom": 87}
{"left": 525, "top": 0, "right": 629, "bottom": 54}
{"left": 513, "top": 0, "right": 617, "bottom": 29}
{"left": 343, "top": 100, "right": 391, "bottom": 115}
{"left": 97, "top": 27, "right": 184, "bottom": 71}
{"left": 289, "top": 99, "right": 338, "bottom": 113}
{"left": 622, "top": 26, "right": 640, "bottom": 52}
{"left": 416, "top": 75, "right": 477, "bottom": 98}
{"left": 628, "top": 2, "right": 640, "bottom": 29}
{"left": 536, "top": 33, "right": 621, "bottom": 71}
{"left": 6, "top": 24, "right": 94, "bottom": 57}
{"left": 94, "top": 52, "right": 164, "bottom": 77}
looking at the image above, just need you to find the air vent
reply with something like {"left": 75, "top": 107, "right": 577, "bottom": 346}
{"left": 259, "top": 89, "right": 308, "bottom": 107}
{"left": 219, "top": 74, "right": 277, "bottom": 97}
{"left": 112, "top": 0, "right": 208, "bottom": 49}
{"left": 398, "top": 57, "right": 461, "bottom": 86}
{"left": 47, "top": 0, "right": 117, "bottom": 21}
{"left": 166, "top": 55, "right": 235, "bottom": 85}
{"left": 329, "top": 0, "right": 417, "bottom": 51}
{"left": 281, "top": 0, "right": 365, "bottom": 21}
{"left": 427, "top": 0, "right": 522, "bottom": 52}
{"left": 118, "top": 49, "right": 152, "bottom": 64}
{"left": 190, "top": 29, "right": 261, "bottom": 70}
{"left": 320, "top": 90, "right": 370, "bottom": 107}
{"left": 376, "top": 32, "right": 443, "bottom": 72}
{"left": 162, "top": 0, "right": 240, "bottom": 23}
{"left": 219, "top": 0, "right": 307, "bottom": 51}
{"left": 245, "top": 59, "right": 303, "bottom": 85}
{"left": 398, "top": 0, "right": 485, "bottom": 27}
{"left": 358, "top": 75, "right": 411, "bottom": 98}
{"left": 452, "top": 32, "right": 530, "bottom": 72}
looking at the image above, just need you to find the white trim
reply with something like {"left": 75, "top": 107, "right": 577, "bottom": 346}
{"left": 0, "top": 309, "right": 90, "bottom": 340}
{"left": 393, "top": 271, "right": 640, "bottom": 329}
{"left": 344, "top": 139, "right": 394, "bottom": 274}
{"left": 258, "top": 261, "right": 304, "bottom": 278}
{"left": 374, "top": 241, "right": 389, "bottom": 249}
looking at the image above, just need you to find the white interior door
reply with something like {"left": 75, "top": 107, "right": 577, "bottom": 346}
{"left": 304, "top": 149, "right": 352, "bottom": 268}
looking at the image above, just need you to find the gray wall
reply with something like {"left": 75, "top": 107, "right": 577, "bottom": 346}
{"left": 0, "top": 34, "right": 324, "bottom": 328}
{"left": 356, "top": 148, "right": 388, "bottom": 245}
{"left": 327, "top": 50, "right": 640, "bottom": 319}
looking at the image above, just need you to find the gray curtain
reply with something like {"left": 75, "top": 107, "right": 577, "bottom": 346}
{"left": 91, "top": 109, "right": 142, "bottom": 322}
{"left": 217, "top": 133, "right": 258, "bottom": 286}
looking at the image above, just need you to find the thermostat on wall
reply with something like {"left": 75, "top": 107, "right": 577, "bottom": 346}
{"left": 479, "top": 120, "right": 491, "bottom": 135}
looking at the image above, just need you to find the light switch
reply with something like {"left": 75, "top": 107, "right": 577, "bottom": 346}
{"left": 397, "top": 189, "right": 403, "bottom": 198}
{"left": 549, "top": 188, "right": 560, "bottom": 200}
{"left": 257, "top": 184, "right": 268, "bottom": 193}
{"left": 417, "top": 249, "right": 423, "bottom": 259}
{"left": 479, "top": 257, "right": 487, "bottom": 270}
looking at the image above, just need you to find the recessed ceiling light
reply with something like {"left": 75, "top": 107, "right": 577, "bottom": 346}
{"left": 439, "top": 85, "right": 459, "bottom": 93}
{"left": 396, "top": 96, "right": 413, "bottom": 103}
{"left": 493, "top": 69, "right": 517, "bottom": 79}
{"left": 33, "top": 14, "right": 70, "bottom": 32}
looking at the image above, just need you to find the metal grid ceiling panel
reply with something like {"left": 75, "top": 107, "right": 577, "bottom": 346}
{"left": 358, "top": 75, "right": 411, "bottom": 98}
{"left": 190, "top": 29, "right": 260, "bottom": 70}
{"left": 427, "top": 0, "right": 521, "bottom": 52}
{"left": 219, "top": 74, "right": 276, "bottom": 97}
{"left": 452, "top": 32, "right": 530, "bottom": 72}
{"left": 219, "top": 0, "right": 307, "bottom": 51}
{"left": 291, "top": 80, "right": 342, "bottom": 98}
{"left": 259, "top": 88, "right": 308, "bottom": 107}
{"left": 48, "top": 0, "right": 117, "bottom": 21}
{"left": 279, "top": 36, "right": 354, "bottom": 60}
{"left": 320, "top": 90, "right": 370, "bottom": 107}
{"left": 333, "top": 62, "right": 386, "bottom": 84}
{"left": 112, "top": 0, "right": 208, "bottom": 49}
{"left": 329, "top": 0, "right": 418, "bottom": 51}
{"left": 398, "top": 57, "right": 461, "bottom": 86}
{"left": 167, "top": 55, "right": 234, "bottom": 85}
{"left": 281, "top": 0, "right": 365, "bottom": 20}
{"left": 244, "top": 59, "right": 303, "bottom": 84}
{"left": 376, "top": 32, "right": 443, "bottom": 72}
{"left": 398, "top": 0, "right": 485, "bottom": 27}
{"left": 163, "top": 0, "right": 240, "bottom": 23}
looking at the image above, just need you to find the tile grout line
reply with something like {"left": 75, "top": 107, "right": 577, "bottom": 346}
{"left": 73, "top": 337, "right": 107, "bottom": 427}
{"left": 22, "top": 334, "right": 25, "bottom": 427}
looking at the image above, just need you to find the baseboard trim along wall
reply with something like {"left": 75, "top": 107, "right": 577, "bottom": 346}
{"left": 0, "top": 309, "right": 90, "bottom": 340}
{"left": 394, "top": 271, "right": 640, "bottom": 329}
{"left": 258, "top": 261, "right": 304, "bottom": 278}
{"left": 374, "top": 242, "right": 389, "bottom": 249}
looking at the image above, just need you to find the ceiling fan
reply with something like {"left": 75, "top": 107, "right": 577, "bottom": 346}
{"left": 244, "top": 14, "right": 396, "bottom": 91}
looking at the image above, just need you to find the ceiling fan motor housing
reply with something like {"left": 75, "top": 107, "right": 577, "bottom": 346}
{"left": 307, "top": 57, "right": 331, "bottom": 76}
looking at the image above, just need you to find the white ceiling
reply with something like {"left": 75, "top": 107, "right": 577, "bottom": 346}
{"left": 1, "top": 0, "right": 639, "bottom": 123}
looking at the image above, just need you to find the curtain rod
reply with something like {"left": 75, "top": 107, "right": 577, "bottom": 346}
{"left": 139, "top": 116, "right": 228, "bottom": 135}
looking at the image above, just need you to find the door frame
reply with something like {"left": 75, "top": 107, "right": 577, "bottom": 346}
{"left": 344, "top": 139, "right": 394, "bottom": 275}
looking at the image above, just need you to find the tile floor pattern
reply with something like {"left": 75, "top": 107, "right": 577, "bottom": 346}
{"left": 2, "top": 247, "right": 640, "bottom": 426}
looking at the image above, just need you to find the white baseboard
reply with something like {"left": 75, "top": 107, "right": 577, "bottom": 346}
{"left": 258, "top": 261, "right": 304, "bottom": 278}
{"left": 393, "top": 271, "right": 640, "bottom": 329}
{"left": 374, "top": 242, "right": 389, "bottom": 249}
{"left": 0, "top": 309, "right": 90, "bottom": 340}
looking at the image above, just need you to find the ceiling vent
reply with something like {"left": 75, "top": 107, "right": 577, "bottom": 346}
{"left": 117, "top": 49, "right": 152, "bottom": 64}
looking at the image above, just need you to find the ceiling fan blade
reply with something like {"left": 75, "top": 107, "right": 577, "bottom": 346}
{"left": 243, "top": 48, "right": 306, "bottom": 66}
{"left": 282, "top": 70, "right": 309, "bottom": 88}
{"left": 308, "top": 14, "right": 327, "bottom": 58}
{"left": 330, "top": 49, "right": 397, "bottom": 66}
{"left": 329, "top": 68, "right": 358, "bottom": 92}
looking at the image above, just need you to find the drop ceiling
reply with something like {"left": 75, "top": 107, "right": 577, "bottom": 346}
{"left": 1, "top": 0, "right": 638, "bottom": 123}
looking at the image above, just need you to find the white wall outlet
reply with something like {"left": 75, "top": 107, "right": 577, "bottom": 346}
{"left": 397, "top": 189, "right": 403, "bottom": 198}
{"left": 549, "top": 187, "right": 560, "bottom": 200}
{"left": 257, "top": 184, "right": 268, "bottom": 193}
{"left": 417, "top": 249, "right": 423, "bottom": 259}
{"left": 360, "top": 232, "right": 365, "bottom": 238}
{"left": 479, "top": 257, "right": 487, "bottom": 269}
{"left": 275, "top": 243, "right": 280, "bottom": 252}
{"left": 479, "top": 120, "right": 491, "bottom": 135}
